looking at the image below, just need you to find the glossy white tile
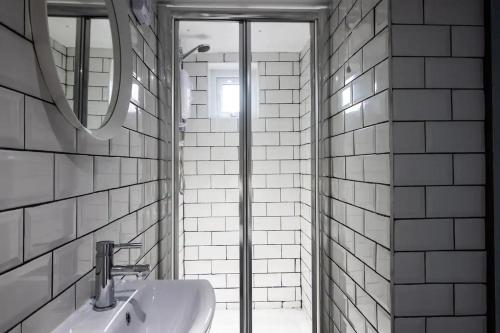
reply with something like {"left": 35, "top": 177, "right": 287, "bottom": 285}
{"left": 391, "top": 0, "right": 423, "bottom": 24}
{"left": 427, "top": 186, "right": 485, "bottom": 218}
{"left": 375, "top": 123, "right": 389, "bottom": 153}
{"left": 119, "top": 214, "right": 137, "bottom": 243}
{"left": 352, "top": 69, "right": 374, "bottom": 104}
{"left": 94, "top": 157, "right": 120, "bottom": 191}
{"left": 110, "top": 128, "right": 130, "bottom": 156}
{"left": 394, "top": 187, "right": 425, "bottom": 219}
{"left": 426, "top": 122, "right": 484, "bottom": 153}
{"left": 355, "top": 233, "right": 376, "bottom": 268}
{"left": 346, "top": 156, "right": 364, "bottom": 181}
{"left": 392, "top": 57, "right": 425, "bottom": 88}
{"left": 392, "top": 25, "right": 450, "bottom": 56}
{"left": 393, "top": 122, "right": 425, "bottom": 153}
{"left": 375, "top": 0, "right": 388, "bottom": 33}
{"left": 425, "top": 58, "right": 483, "bottom": 89}
{"left": 77, "top": 192, "right": 108, "bottom": 236}
{"left": 393, "top": 89, "right": 451, "bottom": 121}
{"left": 0, "top": 254, "right": 52, "bottom": 332}
{"left": 0, "top": 87, "right": 24, "bottom": 149}
{"left": 25, "top": 199, "right": 76, "bottom": 260}
{"left": 0, "top": 25, "right": 50, "bottom": 100}
{"left": 53, "top": 234, "right": 93, "bottom": 295}
{"left": 22, "top": 287, "right": 75, "bottom": 333}
{"left": 348, "top": 13, "right": 374, "bottom": 56}
{"left": 0, "top": 0, "right": 24, "bottom": 34}
{"left": 365, "top": 211, "right": 390, "bottom": 247}
{"left": 6, "top": 324, "right": 21, "bottom": 333}
{"left": 110, "top": 187, "right": 130, "bottom": 221}
{"left": 344, "top": 103, "right": 363, "bottom": 132}
{"left": 364, "top": 154, "right": 390, "bottom": 184}
{"left": 130, "top": 184, "right": 145, "bottom": 212}
{"left": 451, "top": 26, "right": 484, "bottom": 57}
{"left": 394, "top": 284, "right": 453, "bottom": 316}
{"left": 0, "top": 150, "right": 53, "bottom": 210}
{"left": 77, "top": 130, "right": 109, "bottom": 155}
{"left": 0, "top": 209, "right": 23, "bottom": 272}
{"left": 452, "top": 90, "right": 485, "bottom": 120}
{"left": 25, "top": 97, "right": 76, "bottom": 152}
{"left": 363, "top": 29, "right": 389, "bottom": 71}
{"left": 424, "top": 0, "right": 483, "bottom": 25}
{"left": 344, "top": 50, "right": 362, "bottom": 84}
{"left": 363, "top": 91, "right": 388, "bottom": 126}
{"left": 55, "top": 154, "right": 93, "bottom": 199}
{"left": 75, "top": 270, "right": 95, "bottom": 308}
{"left": 365, "top": 267, "right": 390, "bottom": 311}
{"left": 394, "top": 154, "right": 453, "bottom": 186}
{"left": 354, "top": 126, "right": 376, "bottom": 155}
{"left": 354, "top": 182, "right": 376, "bottom": 211}
{"left": 121, "top": 157, "right": 138, "bottom": 186}
{"left": 374, "top": 59, "right": 389, "bottom": 93}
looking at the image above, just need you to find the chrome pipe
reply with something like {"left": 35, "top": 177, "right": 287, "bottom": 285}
{"left": 310, "top": 19, "right": 322, "bottom": 333}
{"left": 239, "top": 20, "right": 253, "bottom": 333}
{"left": 173, "top": 19, "right": 181, "bottom": 280}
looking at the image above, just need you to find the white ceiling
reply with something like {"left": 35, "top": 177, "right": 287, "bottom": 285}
{"left": 179, "top": 21, "right": 310, "bottom": 53}
{"left": 48, "top": 17, "right": 113, "bottom": 49}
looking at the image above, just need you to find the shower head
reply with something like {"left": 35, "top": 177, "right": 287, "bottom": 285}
{"left": 182, "top": 44, "right": 211, "bottom": 60}
{"left": 197, "top": 44, "right": 210, "bottom": 53}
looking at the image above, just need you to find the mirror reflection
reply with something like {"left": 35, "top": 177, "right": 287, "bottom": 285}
{"left": 48, "top": 10, "right": 113, "bottom": 129}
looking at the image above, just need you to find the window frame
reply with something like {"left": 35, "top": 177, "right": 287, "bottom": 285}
{"left": 208, "top": 62, "right": 259, "bottom": 119}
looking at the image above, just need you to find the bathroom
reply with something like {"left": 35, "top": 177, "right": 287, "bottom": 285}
{"left": 0, "top": 0, "right": 496, "bottom": 332}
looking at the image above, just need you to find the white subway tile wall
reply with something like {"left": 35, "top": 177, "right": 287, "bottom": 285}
{"left": 391, "top": 0, "right": 486, "bottom": 332}
{"left": 0, "top": 3, "right": 173, "bottom": 332}
{"left": 321, "top": 0, "right": 488, "bottom": 331}
{"left": 321, "top": 0, "right": 390, "bottom": 332}
{"left": 180, "top": 49, "right": 312, "bottom": 310}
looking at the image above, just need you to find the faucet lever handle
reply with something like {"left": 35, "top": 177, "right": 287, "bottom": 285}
{"left": 114, "top": 242, "right": 142, "bottom": 249}
{"left": 111, "top": 264, "right": 150, "bottom": 277}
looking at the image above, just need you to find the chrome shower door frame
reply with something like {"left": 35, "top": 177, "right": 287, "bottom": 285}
{"left": 170, "top": 7, "right": 328, "bottom": 333}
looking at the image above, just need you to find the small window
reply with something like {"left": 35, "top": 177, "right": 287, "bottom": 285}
{"left": 217, "top": 77, "right": 240, "bottom": 115}
{"left": 208, "top": 63, "right": 259, "bottom": 118}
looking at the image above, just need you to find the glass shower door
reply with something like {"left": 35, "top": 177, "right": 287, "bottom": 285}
{"left": 177, "top": 20, "right": 241, "bottom": 332}
{"left": 177, "top": 19, "right": 316, "bottom": 333}
{"left": 249, "top": 22, "right": 313, "bottom": 332}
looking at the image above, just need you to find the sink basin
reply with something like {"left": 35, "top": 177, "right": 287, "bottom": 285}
{"left": 53, "top": 280, "right": 215, "bottom": 333}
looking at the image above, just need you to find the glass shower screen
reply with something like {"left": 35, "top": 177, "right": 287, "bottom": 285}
{"left": 177, "top": 20, "right": 241, "bottom": 331}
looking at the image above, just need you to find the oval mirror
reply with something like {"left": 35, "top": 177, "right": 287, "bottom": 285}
{"left": 30, "top": 0, "right": 132, "bottom": 140}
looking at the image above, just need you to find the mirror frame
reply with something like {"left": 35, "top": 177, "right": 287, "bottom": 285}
{"left": 29, "top": 0, "right": 133, "bottom": 140}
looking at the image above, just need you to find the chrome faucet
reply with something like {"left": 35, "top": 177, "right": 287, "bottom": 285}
{"left": 93, "top": 241, "right": 150, "bottom": 311}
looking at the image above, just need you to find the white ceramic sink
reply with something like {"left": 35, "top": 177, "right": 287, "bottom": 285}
{"left": 53, "top": 280, "right": 215, "bottom": 333}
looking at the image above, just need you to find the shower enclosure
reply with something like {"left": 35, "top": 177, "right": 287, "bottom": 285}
{"left": 170, "top": 9, "right": 326, "bottom": 333}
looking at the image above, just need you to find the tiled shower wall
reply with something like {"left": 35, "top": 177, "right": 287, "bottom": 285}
{"left": 321, "top": 0, "right": 391, "bottom": 332}
{"left": 251, "top": 51, "right": 304, "bottom": 309}
{"left": 180, "top": 52, "right": 242, "bottom": 308}
{"left": 0, "top": 2, "right": 172, "bottom": 332}
{"left": 180, "top": 50, "right": 311, "bottom": 309}
{"left": 391, "top": 0, "right": 487, "bottom": 332}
